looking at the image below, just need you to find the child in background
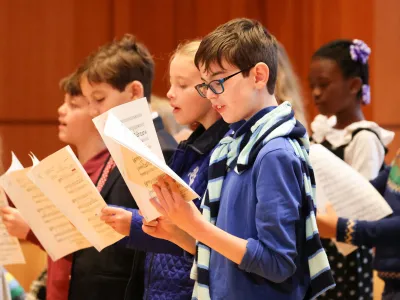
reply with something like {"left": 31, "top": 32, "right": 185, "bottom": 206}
{"left": 276, "top": 42, "right": 308, "bottom": 130}
{"left": 1, "top": 69, "right": 107, "bottom": 300}
{"left": 309, "top": 39, "right": 395, "bottom": 299}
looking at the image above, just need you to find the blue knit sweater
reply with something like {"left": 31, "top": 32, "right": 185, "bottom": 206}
{"left": 122, "top": 119, "right": 230, "bottom": 300}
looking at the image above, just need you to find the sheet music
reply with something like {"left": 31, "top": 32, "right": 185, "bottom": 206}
{"left": 0, "top": 187, "right": 25, "bottom": 266}
{"left": 28, "top": 146, "right": 124, "bottom": 251}
{"left": 0, "top": 154, "right": 90, "bottom": 261}
{"left": 108, "top": 97, "right": 165, "bottom": 161}
{"left": 93, "top": 98, "right": 199, "bottom": 221}
{"left": 310, "top": 144, "right": 393, "bottom": 255}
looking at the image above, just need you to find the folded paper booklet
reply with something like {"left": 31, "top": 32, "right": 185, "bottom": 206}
{"left": 309, "top": 144, "right": 393, "bottom": 256}
{"left": 0, "top": 153, "right": 91, "bottom": 261}
{"left": 93, "top": 97, "right": 199, "bottom": 221}
{"left": 28, "top": 146, "right": 125, "bottom": 252}
{"left": 0, "top": 187, "right": 25, "bottom": 266}
{"left": 0, "top": 148, "right": 124, "bottom": 261}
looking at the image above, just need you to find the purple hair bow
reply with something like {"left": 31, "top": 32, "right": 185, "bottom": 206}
{"left": 350, "top": 39, "right": 371, "bottom": 105}
{"left": 349, "top": 39, "right": 371, "bottom": 64}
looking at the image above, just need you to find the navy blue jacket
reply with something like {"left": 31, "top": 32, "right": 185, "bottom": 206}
{"left": 123, "top": 119, "right": 230, "bottom": 300}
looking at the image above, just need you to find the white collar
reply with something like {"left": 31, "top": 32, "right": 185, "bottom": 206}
{"left": 311, "top": 114, "right": 394, "bottom": 148}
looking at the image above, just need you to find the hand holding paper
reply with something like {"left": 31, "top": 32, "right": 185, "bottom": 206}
{"left": 0, "top": 206, "right": 30, "bottom": 240}
{"left": 151, "top": 175, "right": 203, "bottom": 231}
{"left": 93, "top": 98, "right": 199, "bottom": 221}
{"left": 28, "top": 146, "right": 124, "bottom": 251}
{"left": 0, "top": 187, "right": 25, "bottom": 266}
{"left": 0, "top": 153, "right": 89, "bottom": 261}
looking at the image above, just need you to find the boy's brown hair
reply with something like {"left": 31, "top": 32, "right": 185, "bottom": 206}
{"left": 194, "top": 18, "right": 278, "bottom": 95}
{"left": 59, "top": 71, "right": 83, "bottom": 96}
{"left": 59, "top": 55, "right": 93, "bottom": 96}
{"left": 86, "top": 34, "right": 155, "bottom": 102}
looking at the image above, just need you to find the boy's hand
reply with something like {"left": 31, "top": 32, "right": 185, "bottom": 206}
{"left": 143, "top": 216, "right": 196, "bottom": 254}
{"left": 1, "top": 206, "right": 30, "bottom": 239}
{"left": 100, "top": 206, "right": 132, "bottom": 236}
{"left": 142, "top": 216, "right": 179, "bottom": 241}
{"left": 151, "top": 176, "right": 202, "bottom": 232}
{"left": 316, "top": 202, "right": 339, "bottom": 239}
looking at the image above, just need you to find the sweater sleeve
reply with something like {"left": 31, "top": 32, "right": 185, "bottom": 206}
{"left": 238, "top": 148, "right": 302, "bottom": 283}
{"left": 337, "top": 216, "right": 400, "bottom": 247}
{"left": 369, "top": 165, "right": 391, "bottom": 195}
{"left": 117, "top": 207, "right": 185, "bottom": 256}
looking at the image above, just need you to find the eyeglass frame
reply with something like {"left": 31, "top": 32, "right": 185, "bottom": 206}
{"left": 194, "top": 65, "right": 255, "bottom": 98}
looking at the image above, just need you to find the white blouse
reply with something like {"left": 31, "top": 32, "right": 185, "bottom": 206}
{"left": 311, "top": 114, "right": 395, "bottom": 180}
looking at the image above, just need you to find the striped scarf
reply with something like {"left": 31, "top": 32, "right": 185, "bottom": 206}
{"left": 190, "top": 102, "right": 335, "bottom": 300}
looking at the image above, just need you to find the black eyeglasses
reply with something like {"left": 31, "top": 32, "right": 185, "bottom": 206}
{"left": 195, "top": 65, "right": 254, "bottom": 98}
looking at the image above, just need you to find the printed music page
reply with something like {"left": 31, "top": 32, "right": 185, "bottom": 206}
{"left": 0, "top": 187, "right": 25, "bottom": 265}
{"left": 28, "top": 146, "right": 124, "bottom": 251}
{"left": 93, "top": 98, "right": 199, "bottom": 221}
{"left": 310, "top": 144, "right": 393, "bottom": 255}
{"left": 0, "top": 153, "right": 90, "bottom": 261}
{"left": 108, "top": 97, "right": 165, "bottom": 162}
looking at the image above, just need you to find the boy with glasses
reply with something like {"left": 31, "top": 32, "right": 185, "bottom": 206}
{"left": 144, "top": 18, "right": 335, "bottom": 299}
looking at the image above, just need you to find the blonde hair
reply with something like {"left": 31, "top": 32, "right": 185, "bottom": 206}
{"left": 276, "top": 43, "right": 308, "bottom": 130}
{"left": 170, "top": 40, "right": 201, "bottom": 65}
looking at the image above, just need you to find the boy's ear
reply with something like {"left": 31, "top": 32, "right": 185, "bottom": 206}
{"left": 125, "top": 81, "right": 144, "bottom": 100}
{"left": 349, "top": 77, "right": 362, "bottom": 97}
{"left": 253, "top": 62, "right": 269, "bottom": 90}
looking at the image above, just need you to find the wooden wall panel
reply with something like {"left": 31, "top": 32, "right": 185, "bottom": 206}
{"left": 371, "top": 0, "right": 400, "bottom": 162}
{"left": 111, "top": 0, "right": 269, "bottom": 97}
{"left": 0, "top": 0, "right": 72, "bottom": 120}
{"left": 0, "top": 0, "right": 114, "bottom": 169}
{"left": 372, "top": 0, "right": 400, "bottom": 127}
{"left": 0, "top": 124, "right": 63, "bottom": 167}
{"left": 112, "top": 0, "right": 176, "bottom": 97}
{"left": 0, "top": 0, "right": 113, "bottom": 122}
{"left": 265, "top": 0, "right": 375, "bottom": 123}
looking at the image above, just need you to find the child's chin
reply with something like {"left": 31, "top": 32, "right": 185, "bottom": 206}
{"left": 221, "top": 113, "right": 238, "bottom": 124}
{"left": 58, "top": 133, "right": 69, "bottom": 143}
